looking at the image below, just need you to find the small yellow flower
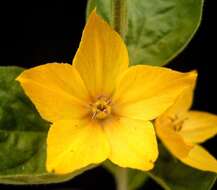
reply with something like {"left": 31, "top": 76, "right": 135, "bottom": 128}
{"left": 156, "top": 80, "right": 217, "bottom": 173}
{"left": 17, "top": 11, "right": 196, "bottom": 174}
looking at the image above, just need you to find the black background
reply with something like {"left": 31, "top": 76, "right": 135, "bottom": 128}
{"left": 0, "top": 0, "right": 216, "bottom": 189}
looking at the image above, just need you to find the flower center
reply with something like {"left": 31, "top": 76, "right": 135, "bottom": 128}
{"left": 91, "top": 97, "right": 112, "bottom": 120}
{"left": 168, "top": 115, "right": 188, "bottom": 132}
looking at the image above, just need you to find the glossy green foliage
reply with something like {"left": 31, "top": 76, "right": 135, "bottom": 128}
{"left": 86, "top": 0, "right": 204, "bottom": 66}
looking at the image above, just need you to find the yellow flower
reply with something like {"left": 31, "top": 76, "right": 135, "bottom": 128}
{"left": 16, "top": 11, "right": 196, "bottom": 174}
{"left": 156, "top": 80, "right": 217, "bottom": 173}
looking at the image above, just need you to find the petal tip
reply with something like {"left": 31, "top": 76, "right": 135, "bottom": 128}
{"left": 15, "top": 73, "right": 24, "bottom": 83}
{"left": 87, "top": 8, "right": 101, "bottom": 24}
{"left": 140, "top": 160, "right": 156, "bottom": 171}
{"left": 15, "top": 76, "right": 20, "bottom": 82}
{"left": 189, "top": 70, "right": 198, "bottom": 79}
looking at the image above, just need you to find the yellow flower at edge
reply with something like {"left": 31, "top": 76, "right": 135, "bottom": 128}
{"left": 16, "top": 10, "right": 196, "bottom": 174}
{"left": 156, "top": 81, "right": 217, "bottom": 173}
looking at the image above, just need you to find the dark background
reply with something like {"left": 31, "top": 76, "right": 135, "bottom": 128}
{"left": 0, "top": 0, "right": 216, "bottom": 189}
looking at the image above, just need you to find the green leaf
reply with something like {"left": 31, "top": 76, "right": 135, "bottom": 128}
{"left": 86, "top": 0, "right": 204, "bottom": 66}
{"left": 148, "top": 144, "right": 217, "bottom": 190}
{"left": 103, "top": 160, "right": 149, "bottom": 190}
{"left": 86, "top": 0, "right": 97, "bottom": 19}
{"left": 0, "top": 66, "right": 91, "bottom": 184}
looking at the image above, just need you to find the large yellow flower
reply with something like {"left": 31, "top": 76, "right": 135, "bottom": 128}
{"left": 17, "top": 11, "right": 196, "bottom": 174}
{"left": 156, "top": 80, "right": 217, "bottom": 173}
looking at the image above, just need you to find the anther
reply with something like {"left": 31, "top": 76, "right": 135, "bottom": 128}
{"left": 91, "top": 97, "right": 112, "bottom": 120}
{"left": 168, "top": 115, "right": 188, "bottom": 132}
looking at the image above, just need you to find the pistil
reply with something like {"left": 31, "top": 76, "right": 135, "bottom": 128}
{"left": 91, "top": 97, "right": 112, "bottom": 120}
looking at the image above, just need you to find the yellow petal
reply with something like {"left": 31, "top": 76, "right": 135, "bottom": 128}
{"left": 113, "top": 65, "right": 197, "bottom": 120}
{"left": 164, "top": 79, "right": 196, "bottom": 116}
{"left": 180, "top": 111, "right": 217, "bottom": 143}
{"left": 73, "top": 10, "right": 128, "bottom": 98}
{"left": 155, "top": 117, "right": 193, "bottom": 158}
{"left": 180, "top": 145, "right": 217, "bottom": 173}
{"left": 104, "top": 117, "right": 158, "bottom": 171}
{"left": 16, "top": 63, "right": 90, "bottom": 122}
{"left": 47, "top": 119, "right": 110, "bottom": 174}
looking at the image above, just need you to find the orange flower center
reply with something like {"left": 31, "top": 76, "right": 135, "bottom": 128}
{"left": 91, "top": 97, "right": 112, "bottom": 120}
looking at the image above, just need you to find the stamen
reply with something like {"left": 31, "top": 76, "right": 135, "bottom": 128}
{"left": 91, "top": 97, "right": 112, "bottom": 120}
{"left": 168, "top": 115, "right": 188, "bottom": 132}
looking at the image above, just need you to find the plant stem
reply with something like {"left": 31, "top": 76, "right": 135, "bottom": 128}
{"left": 110, "top": 1, "right": 128, "bottom": 188}
{"left": 115, "top": 167, "right": 128, "bottom": 190}
{"left": 111, "top": 0, "right": 128, "bottom": 39}
{"left": 147, "top": 172, "right": 171, "bottom": 190}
